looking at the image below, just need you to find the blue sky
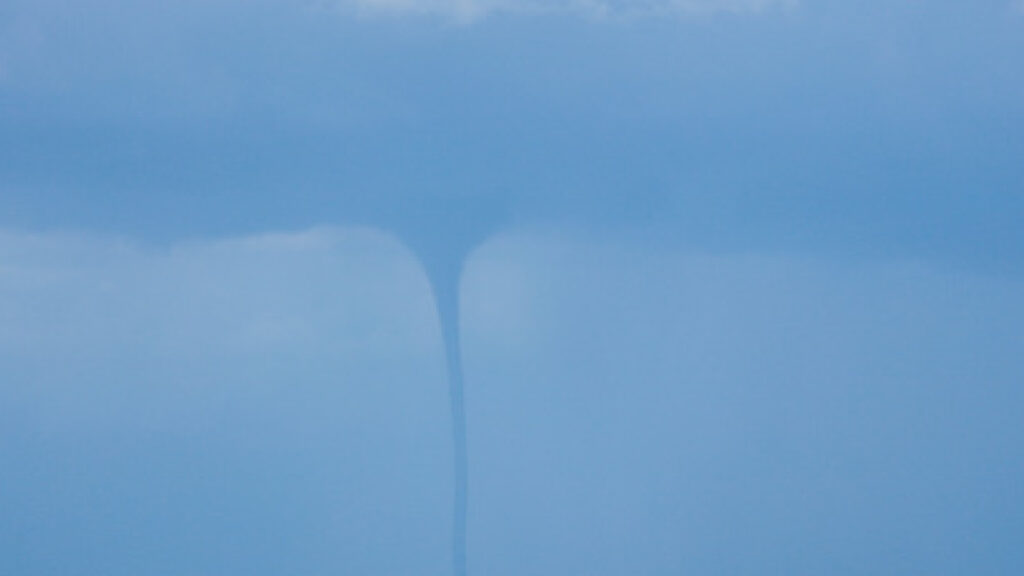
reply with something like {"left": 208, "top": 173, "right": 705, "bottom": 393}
{"left": 2, "top": 1, "right": 1024, "bottom": 575}
{"left": 2, "top": 228, "right": 1022, "bottom": 574}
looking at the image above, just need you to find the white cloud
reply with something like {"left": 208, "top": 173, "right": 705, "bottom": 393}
{"left": 337, "top": 0, "right": 796, "bottom": 22}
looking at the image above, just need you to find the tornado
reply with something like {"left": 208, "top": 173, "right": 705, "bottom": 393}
{"left": 401, "top": 197, "right": 504, "bottom": 576}
{"left": 429, "top": 261, "right": 468, "bottom": 576}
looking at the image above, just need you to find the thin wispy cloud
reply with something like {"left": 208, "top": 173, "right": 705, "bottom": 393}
{"left": 336, "top": 0, "right": 797, "bottom": 22}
